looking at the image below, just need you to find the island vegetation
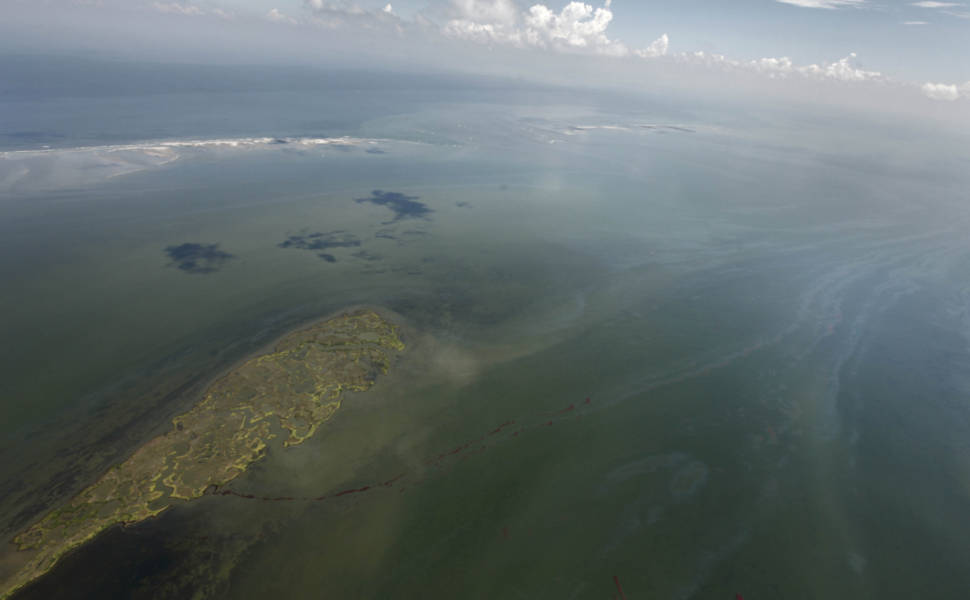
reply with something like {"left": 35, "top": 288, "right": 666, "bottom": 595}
{"left": 0, "top": 309, "right": 404, "bottom": 599}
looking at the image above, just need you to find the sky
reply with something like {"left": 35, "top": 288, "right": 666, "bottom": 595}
{"left": 2, "top": 0, "right": 969, "bottom": 107}
{"left": 258, "top": 0, "right": 970, "bottom": 80}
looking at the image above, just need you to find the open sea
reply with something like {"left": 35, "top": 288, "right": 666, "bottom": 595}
{"left": 2, "top": 56, "right": 970, "bottom": 599}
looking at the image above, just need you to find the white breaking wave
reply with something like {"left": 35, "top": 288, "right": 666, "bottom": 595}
{"left": 0, "top": 135, "right": 386, "bottom": 159}
{"left": 0, "top": 135, "right": 395, "bottom": 193}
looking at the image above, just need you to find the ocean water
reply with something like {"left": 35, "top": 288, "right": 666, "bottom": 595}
{"left": 2, "top": 59, "right": 970, "bottom": 599}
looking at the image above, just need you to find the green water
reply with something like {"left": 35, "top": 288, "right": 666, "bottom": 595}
{"left": 3, "top": 106, "right": 970, "bottom": 598}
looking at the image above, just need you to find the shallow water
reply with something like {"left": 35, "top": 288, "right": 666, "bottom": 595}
{"left": 2, "top": 80, "right": 970, "bottom": 599}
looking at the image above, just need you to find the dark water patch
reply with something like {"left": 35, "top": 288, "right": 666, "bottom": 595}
{"left": 355, "top": 190, "right": 432, "bottom": 223}
{"left": 374, "top": 228, "right": 428, "bottom": 246}
{"left": 9, "top": 508, "right": 258, "bottom": 600}
{"left": 5, "top": 131, "right": 65, "bottom": 142}
{"left": 164, "top": 243, "right": 234, "bottom": 274}
{"left": 351, "top": 250, "right": 382, "bottom": 262}
{"left": 278, "top": 230, "right": 361, "bottom": 253}
{"left": 8, "top": 525, "right": 176, "bottom": 600}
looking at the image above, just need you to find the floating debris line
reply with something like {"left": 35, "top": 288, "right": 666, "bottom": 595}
{"left": 211, "top": 397, "right": 594, "bottom": 503}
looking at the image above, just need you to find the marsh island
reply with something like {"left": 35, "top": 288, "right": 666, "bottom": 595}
{"left": 1, "top": 309, "right": 404, "bottom": 599}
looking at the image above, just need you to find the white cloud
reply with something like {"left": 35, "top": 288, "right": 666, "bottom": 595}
{"left": 522, "top": 2, "right": 624, "bottom": 54}
{"left": 634, "top": 33, "right": 668, "bottom": 58}
{"left": 152, "top": 2, "right": 231, "bottom": 19}
{"left": 287, "top": 0, "right": 913, "bottom": 98}
{"left": 775, "top": 0, "right": 866, "bottom": 8}
{"left": 921, "top": 81, "right": 970, "bottom": 100}
{"left": 909, "top": 1, "right": 970, "bottom": 17}
{"left": 297, "top": 0, "right": 892, "bottom": 91}
{"left": 450, "top": 0, "right": 519, "bottom": 26}
{"left": 305, "top": 0, "right": 367, "bottom": 15}
{"left": 302, "top": 0, "right": 405, "bottom": 28}
{"left": 801, "top": 52, "right": 882, "bottom": 81}
{"left": 153, "top": 2, "right": 203, "bottom": 15}
{"left": 441, "top": 0, "right": 522, "bottom": 45}
{"left": 922, "top": 82, "right": 960, "bottom": 100}
{"left": 443, "top": 18, "right": 508, "bottom": 43}
{"left": 682, "top": 51, "right": 882, "bottom": 83}
{"left": 443, "top": 1, "right": 666, "bottom": 58}
{"left": 266, "top": 7, "right": 297, "bottom": 23}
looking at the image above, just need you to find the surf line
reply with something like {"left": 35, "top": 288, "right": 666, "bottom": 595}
{"left": 209, "top": 397, "right": 594, "bottom": 503}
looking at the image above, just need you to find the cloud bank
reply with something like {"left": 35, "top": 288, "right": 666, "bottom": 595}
{"left": 920, "top": 81, "right": 970, "bottom": 100}
{"left": 681, "top": 51, "right": 883, "bottom": 83}
{"left": 263, "top": 0, "right": 970, "bottom": 101}
{"left": 6, "top": 0, "right": 968, "bottom": 109}
{"left": 152, "top": 1, "right": 231, "bottom": 19}
{"left": 775, "top": 0, "right": 866, "bottom": 8}
{"left": 441, "top": 0, "right": 667, "bottom": 58}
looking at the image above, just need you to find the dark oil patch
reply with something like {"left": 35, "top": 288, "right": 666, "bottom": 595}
{"left": 278, "top": 231, "right": 361, "bottom": 262}
{"left": 355, "top": 190, "right": 432, "bottom": 223}
{"left": 164, "top": 243, "right": 235, "bottom": 274}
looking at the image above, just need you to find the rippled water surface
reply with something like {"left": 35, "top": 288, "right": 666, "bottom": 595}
{"left": 2, "top": 73, "right": 970, "bottom": 599}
